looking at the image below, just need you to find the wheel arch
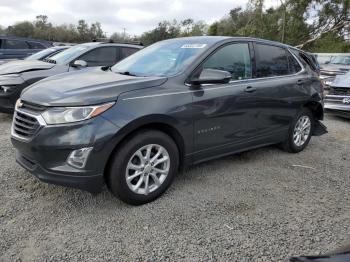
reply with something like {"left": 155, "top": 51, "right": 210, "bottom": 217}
{"left": 303, "top": 99, "right": 324, "bottom": 121}
{"left": 103, "top": 115, "right": 187, "bottom": 181}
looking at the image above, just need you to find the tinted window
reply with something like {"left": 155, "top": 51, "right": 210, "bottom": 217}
{"left": 28, "top": 41, "right": 46, "bottom": 49}
{"left": 202, "top": 43, "right": 252, "bottom": 80}
{"left": 255, "top": 44, "right": 292, "bottom": 77}
{"left": 79, "top": 47, "right": 117, "bottom": 67}
{"left": 287, "top": 52, "right": 302, "bottom": 74}
{"left": 120, "top": 48, "right": 138, "bottom": 59}
{"left": 4, "top": 40, "right": 29, "bottom": 49}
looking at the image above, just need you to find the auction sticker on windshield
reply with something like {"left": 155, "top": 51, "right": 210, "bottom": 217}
{"left": 181, "top": 44, "right": 207, "bottom": 48}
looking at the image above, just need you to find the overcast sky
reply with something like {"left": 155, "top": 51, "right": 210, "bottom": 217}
{"left": 0, "top": 0, "right": 280, "bottom": 36}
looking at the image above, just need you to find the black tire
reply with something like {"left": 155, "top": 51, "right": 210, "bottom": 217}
{"left": 281, "top": 108, "right": 314, "bottom": 153}
{"left": 107, "top": 129, "right": 179, "bottom": 205}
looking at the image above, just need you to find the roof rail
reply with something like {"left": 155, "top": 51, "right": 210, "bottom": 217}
{"left": 92, "top": 38, "right": 143, "bottom": 46}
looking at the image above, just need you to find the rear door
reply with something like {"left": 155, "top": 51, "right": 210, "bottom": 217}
{"left": 249, "top": 43, "right": 305, "bottom": 137}
{"left": 2, "top": 39, "right": 31, "bottom": 59}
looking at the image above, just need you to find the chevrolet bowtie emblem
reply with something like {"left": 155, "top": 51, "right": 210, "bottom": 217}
{"left": 343, "top": 97, "right": 350, "bottom": 104}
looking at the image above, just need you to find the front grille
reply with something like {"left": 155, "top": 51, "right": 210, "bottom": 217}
{"left": 13, "top": 111, "right": 41, "bottom": 139}
{"left": 20, "top": 100, "right": 46, "bottom": 113}
{"left": 329, "top": 87, "right": 350, "bottom": 96}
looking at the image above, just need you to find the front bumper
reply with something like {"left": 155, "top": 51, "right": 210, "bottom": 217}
{"left": 11, "top": 112, "right": 120, "bottom": 193}
{"left": 324, "top": 95, "right": 350, "bottom": 118}
{"left": 15, "top": 151, "right": 104, "bottom": 192}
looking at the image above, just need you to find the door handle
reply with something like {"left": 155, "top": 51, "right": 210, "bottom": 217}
{"left": 244, "top": 86, "right": 256, "bottom": 93}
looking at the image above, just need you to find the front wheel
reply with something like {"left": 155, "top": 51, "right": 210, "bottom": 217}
{"left": 281, "top": 108, "right": 314, "bottom": 153}
{"left": 107, "top": 130, "right": 179, "bottom": 205}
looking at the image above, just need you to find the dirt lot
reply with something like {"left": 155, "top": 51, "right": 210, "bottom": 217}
{"left": 0, "top": 112, "right": 349, "bottom": 261}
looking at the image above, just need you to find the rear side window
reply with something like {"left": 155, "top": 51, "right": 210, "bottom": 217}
{"left": 287, "top": 51, "right": 302, "bottom": 74}
{"left": 120, "top": 48, "right": 138, "bottom": 59}
{"left": 202, "top": 43, "right": 252, "bottom": 80}
{"left": 255, "top": 44, "right": 292, "bottom": 77}
{"left": 4, "top": 40, "right": 29, "bottom": 49}
{"left": 79, "top": 47, "right": 118, "bottom": 67}
{"left": 28, "top": 41, "right": 46, "bottom": 49}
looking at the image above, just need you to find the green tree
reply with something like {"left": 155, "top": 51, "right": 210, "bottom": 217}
{"left": 140, "top": 20, "right": 181, "bottom": 45}
{"left": 6, "top": 21, "right": 35, "bottom": 37}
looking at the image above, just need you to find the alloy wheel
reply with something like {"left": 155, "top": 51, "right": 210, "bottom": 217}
{"left": 125, "top": 144, "right": 170, "bottom": 195}
{"left": 293, "top": 115, "right": 311, "bottom": 147}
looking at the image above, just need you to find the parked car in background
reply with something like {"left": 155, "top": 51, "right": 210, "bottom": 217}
{"left": 315, "top": 53, "right": 333, "bottom": 65}
{"left": 0, "top": 36, "right": 52, "bottom": 61}
{"left": 24, "top": 46, "right": 70, "bottom": 61}
{"left": 11, "top": 36, "right": 326, "bottom": 205}
{"left": 0, "top": 42, "right": 142, "bottom": 113}
{"left": 316, "top": 53, "right": 350, "bottom": 88}
{"left": 0, "top": 46, "right": 69, "bottom": 66}
{"left": 325, "top": 70, "right": 350, "bottom": 118}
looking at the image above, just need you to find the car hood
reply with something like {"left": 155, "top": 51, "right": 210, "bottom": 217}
{"left": 21, "top": 68, "right": 168, "bottom": 106}
{"left": 0, "top": 60, "right": 55, "bottom": 75}
{"left": 331, "top": 73, "right": 350, "bottom": 88}
{"left": 320, "top": 64, "right": 350, "bottom": 75}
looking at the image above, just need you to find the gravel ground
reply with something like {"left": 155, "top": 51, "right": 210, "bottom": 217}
{"left": 0, "top": 112, "right": 349, "bottom": 262}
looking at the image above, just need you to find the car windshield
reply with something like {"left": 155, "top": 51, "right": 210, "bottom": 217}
{"left": 25, "top": 48, "right": 57, "bottom": 61}
{"left": 111, "top": 39, "right": 211, "bottom": 77}
{"left": 330, "top": 56, "right": 350, "bottom": 65}
{"left": 47, "top": 45, "right": 90, "bottom": 65}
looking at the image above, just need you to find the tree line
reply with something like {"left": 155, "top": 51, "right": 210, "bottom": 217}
{"left": 1, "top": 0, "right": 349, "bottom": 52}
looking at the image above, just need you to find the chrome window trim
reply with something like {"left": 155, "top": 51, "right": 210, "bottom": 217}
{"left": 11, "top": 108, "right": 47, "bottom": 142}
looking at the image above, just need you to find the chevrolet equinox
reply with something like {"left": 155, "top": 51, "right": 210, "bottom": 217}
{"left": 11, "top": 37, "right": 326, "bottom": 205}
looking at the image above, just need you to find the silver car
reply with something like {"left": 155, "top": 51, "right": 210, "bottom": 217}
{"left": 324, "top": 71, "right": 350, "bottom": 118}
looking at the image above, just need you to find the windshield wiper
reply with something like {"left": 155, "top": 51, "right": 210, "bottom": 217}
{"left": 116, "top": 71, "right": 138, "bottom": 77}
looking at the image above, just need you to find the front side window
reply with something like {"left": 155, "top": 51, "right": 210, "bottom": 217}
{"left": 201, "top": 43, "right": 252, "bottom": 80}
{"left": 79, "top": 47, "right": 117, "bottom": 67}
{"left": 255, "top": 44, "right": 290, "bottom": 77}
{"left": 5, "top": 40, "right": 29, "bottom": 49}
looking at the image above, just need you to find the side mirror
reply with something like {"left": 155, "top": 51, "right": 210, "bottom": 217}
{"left": 191, "top": 68, "right": 231, "bottom": 86}
{"left": 72, "top": 60, "right": 87, "bottom": 68}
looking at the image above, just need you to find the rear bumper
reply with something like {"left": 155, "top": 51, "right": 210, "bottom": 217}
{"left": 324, "top": 94, "right": 350, "bottom": 118}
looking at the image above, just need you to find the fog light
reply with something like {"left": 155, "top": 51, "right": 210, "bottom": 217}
{"left": 67, "top": 147, "right": 93, "bottom": 169}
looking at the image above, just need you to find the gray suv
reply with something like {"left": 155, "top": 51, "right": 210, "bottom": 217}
{"left": 11, "top": 37, "right": 326, "bottom": 205}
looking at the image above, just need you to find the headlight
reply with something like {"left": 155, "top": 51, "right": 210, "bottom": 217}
{"left": 41, "top": 102, "right": 115, "bottom": 125}
{"left": 0, "top": 74, "right": 21, "bottom": 80}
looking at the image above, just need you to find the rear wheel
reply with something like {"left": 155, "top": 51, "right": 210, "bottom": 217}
{"left": 281, "top": 108, "right": 314, "bottom": 153}
{"left": 107, "top": 130, "right": 179, "bottom": 205}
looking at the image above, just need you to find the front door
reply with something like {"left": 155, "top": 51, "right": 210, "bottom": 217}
{"left": 191, "top": 42, "right": 261, "bottom": 161}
